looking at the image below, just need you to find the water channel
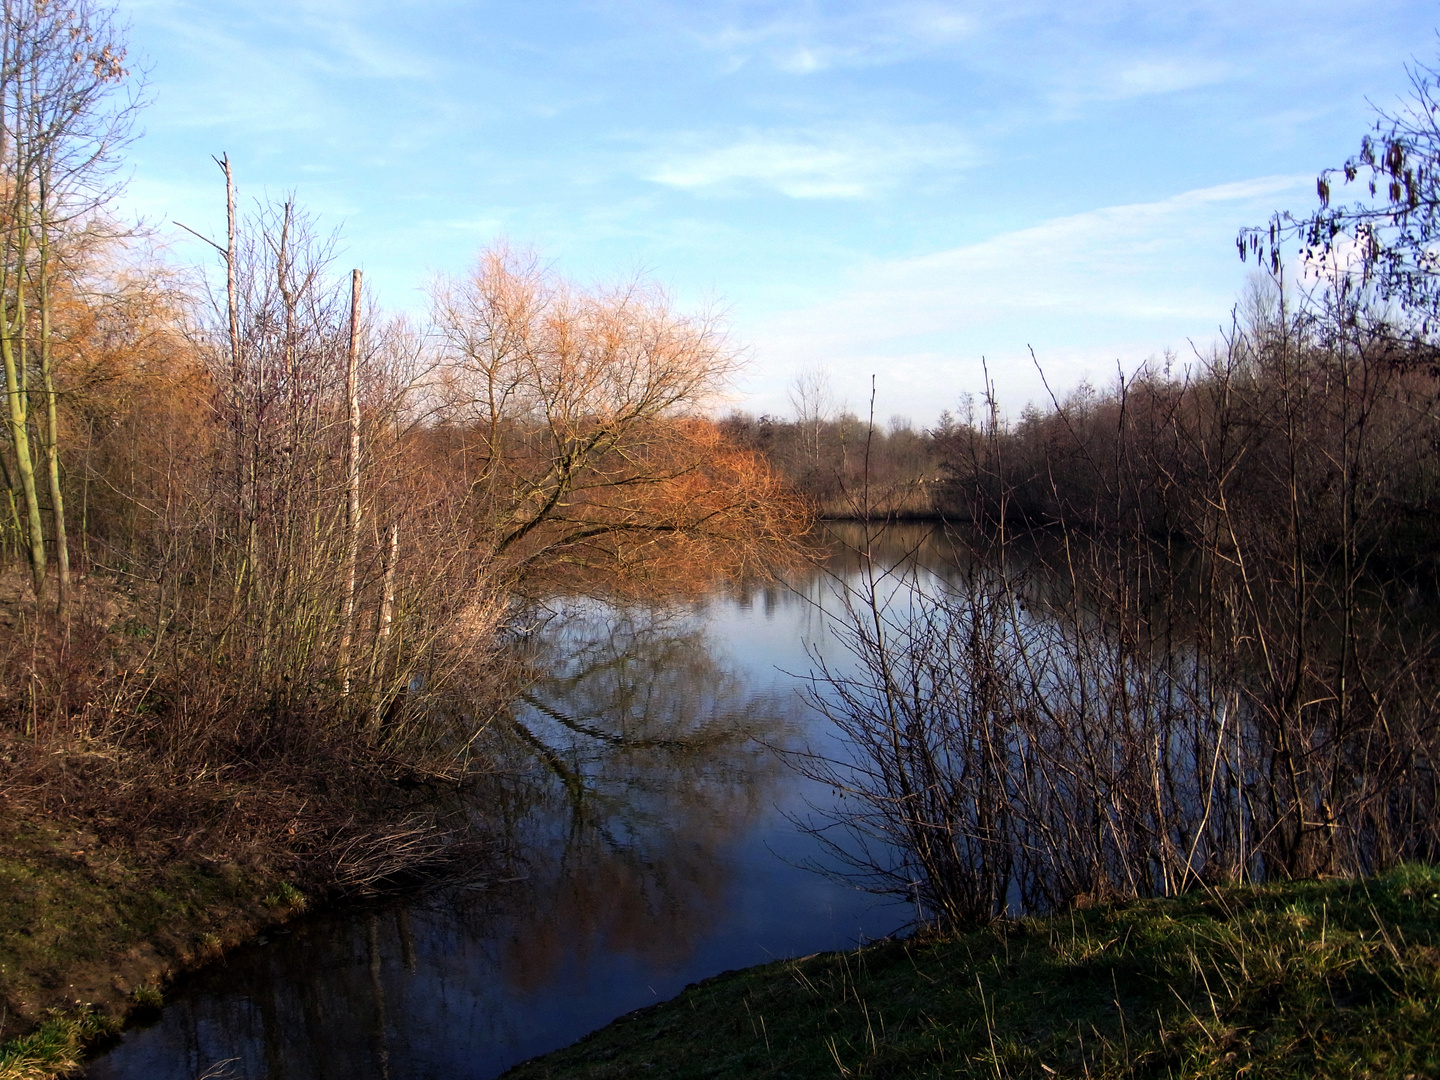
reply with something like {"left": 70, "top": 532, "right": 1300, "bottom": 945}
{"left": 86, "top": 526, "right": 951, "bottom": 1080}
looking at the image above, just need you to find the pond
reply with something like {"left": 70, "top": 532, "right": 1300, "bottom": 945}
{"left": 85, "top": 525, "right": 938, "bottom": 1080}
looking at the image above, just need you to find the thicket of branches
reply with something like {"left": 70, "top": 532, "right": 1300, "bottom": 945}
{"left": 801, "top": 65, "right": 1440, "bottom": 927}
{"left": 3, "top": 221, "right": 800, "bottom": 742}
{"left": 804, "top": 296, "right": 1440, "bottom": 926}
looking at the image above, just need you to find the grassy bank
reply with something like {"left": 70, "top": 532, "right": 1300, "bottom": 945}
{"left": 504, "top": 865, "right": 1440, "bottom": 1079}
{"left": 0, "top": 775, "right": 321, "bottom": 1077}
{"left": 0, "top": 837, "right": 309, "bottom": 1079}
{"left": 0, "top": 739, "right": 503, "bottom": 1078}
{"left": 0, "top": 806, "right": 306, "bottom": 1028}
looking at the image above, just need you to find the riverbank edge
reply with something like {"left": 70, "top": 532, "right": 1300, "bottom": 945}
{"left": 0, "top": 765, "right": 512, "bottom": 1079}
{"left": 813, "top": 510, "right": 948, "bottom": 522}
{"left": 501, "top": 865, "right": 1440, "bottom": 1079}
{"left": 0, "top": 564, "right": 516, "bottom": 1077}
{"left": 0, "top": 810, "right": 316, "bottom": 1079}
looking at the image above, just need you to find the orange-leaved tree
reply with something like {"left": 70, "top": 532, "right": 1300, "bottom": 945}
{"left": 429, "top": 245, "right": 806, "bottom": 593}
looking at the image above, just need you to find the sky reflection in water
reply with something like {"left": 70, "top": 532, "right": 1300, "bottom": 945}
{"left": 87, "top": 527, "right": 921, "bottom": 1080}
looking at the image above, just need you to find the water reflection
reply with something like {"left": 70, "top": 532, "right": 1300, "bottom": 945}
{"left": 88, "top": 537, "right": 913, "bottom": 1080}
{"left": 488, "top": 601, "right": 794, "bottom": 986}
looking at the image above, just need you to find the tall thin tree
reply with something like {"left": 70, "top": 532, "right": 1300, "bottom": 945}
{"left": 0, "top": 0, "right": 137, "bottom": 608}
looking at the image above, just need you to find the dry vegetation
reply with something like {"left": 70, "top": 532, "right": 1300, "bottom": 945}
{"left": 779, "top": 52, "right": 1440, "bottom": 933}
{"left": 2, "top": 0, "right": 1438, "bottom": 1072}
{"left": 720, "top": 402, "right": 945, "bottom": 520}
{"left": 790, "top": 275, "right": 1440, "bottom": 931}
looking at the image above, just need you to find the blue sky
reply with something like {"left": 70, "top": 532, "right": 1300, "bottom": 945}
{"left": 118, "top": 0, "right": 1440, "bottom": 424}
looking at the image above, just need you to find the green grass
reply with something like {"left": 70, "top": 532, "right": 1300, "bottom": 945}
{"left": 0, "top": 1011, "right": 120, "bottom": 1080}
{"left": 262, "top": 882, "right": 308, "bottom": 910}
{"left": 503, "top": 865, "right": 1440, "bottom": 1079}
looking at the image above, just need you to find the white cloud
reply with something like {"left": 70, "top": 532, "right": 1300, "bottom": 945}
{"left": 129, "top": 0, "right": 443, "bottom": 139}
{"left": 1114, "top": 57, "right": 1229, "bottom": 96}
{"left": 135, "top": 0, "right": 446, "bottom": 80}
{"left": 765, "top": 176, "right": 1302, "bottom": 334}
{"left": 647, "top": 125, "right": 973, "bottom": 199}
{"left": 736, "top": 176, "right": 1311, "bottom": 420}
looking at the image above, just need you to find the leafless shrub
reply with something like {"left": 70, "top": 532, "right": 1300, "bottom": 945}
{"left": 802, "top": 278, "right": 1440, "bottom": 929}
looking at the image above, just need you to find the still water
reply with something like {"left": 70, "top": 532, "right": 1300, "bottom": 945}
{"left": 86, "top": 527, "right": 941, "bottom": 1080}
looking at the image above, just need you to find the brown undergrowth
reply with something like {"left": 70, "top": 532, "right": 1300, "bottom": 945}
{"left": 0, "top": 570, "right": 513, "bottom": 1049}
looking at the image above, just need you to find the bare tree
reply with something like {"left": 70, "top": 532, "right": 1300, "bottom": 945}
{"left": 340, "top": 268, "right": 362, "bottom": 694}
{"left": 787, "top": 363, "right": 834, "bottom": 470}
{"left": 808, "top": 285, "right": 1440, "bottom": 929}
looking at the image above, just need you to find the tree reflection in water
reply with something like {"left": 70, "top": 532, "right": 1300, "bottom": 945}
{"left": 489, "top": 599, "right": 793, "bottom": 986}
{"left": 87, "top": 592, "right": 828, "bottom": 1080}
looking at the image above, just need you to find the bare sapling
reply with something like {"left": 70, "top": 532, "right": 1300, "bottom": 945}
{"left": 0, "top": 0, "right": 136, "bottom": 609}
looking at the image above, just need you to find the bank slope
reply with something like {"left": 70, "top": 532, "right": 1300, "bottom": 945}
{"left": 503, "top": 865, "right": 1440, "bottom": 1079}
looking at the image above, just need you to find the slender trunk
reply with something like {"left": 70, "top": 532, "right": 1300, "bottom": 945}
{"left": 40, "top": 345, "right": 66, "bottom": 608}
{"left": 37, "top": 174, "right": 67, "bottom": 611}
{"left": 340, "top": 268, "right": 362, "bottom": 694}
{"left": 0, "top": 445, "right": 23, "bottom": 558}
{"left": 220, "top": 155, "right": 247, "bottom": 581}
{"left": 0, "top": 196, "right": 46, "bottom": 600}
{"left": 0, "top": 332, "right": 44, "bottom": 600}
{"left": 368, "top": 520, "right": 397, "bottom": 733}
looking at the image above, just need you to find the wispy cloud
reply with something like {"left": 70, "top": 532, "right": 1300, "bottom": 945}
{"left": 646, "top": 124, "right": 973, "bottom": 198}
{"left": 619, "top": 0, "right": 980, "bottom": 73}
{"left": 128, "top": 0, "right": 444, "bottom": 138}
{"left": 136, "top": 0, "right": 447, "bottom": 79}
{"left": 1071, "top": 56, "right": 1232, "bottom": 102}
{"left": 116, "top": 0, "right": 1435, "bottom": 426}
{"left": 768, "top": 176, "right": 1301, "bottom": 331}
{"left": 739, "top": 176, "right": 1310, "bottom": 416}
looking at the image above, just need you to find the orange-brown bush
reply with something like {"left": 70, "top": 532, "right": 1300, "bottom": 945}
{"left": 427, "top": 244, "right": 809, "bottom": 595}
